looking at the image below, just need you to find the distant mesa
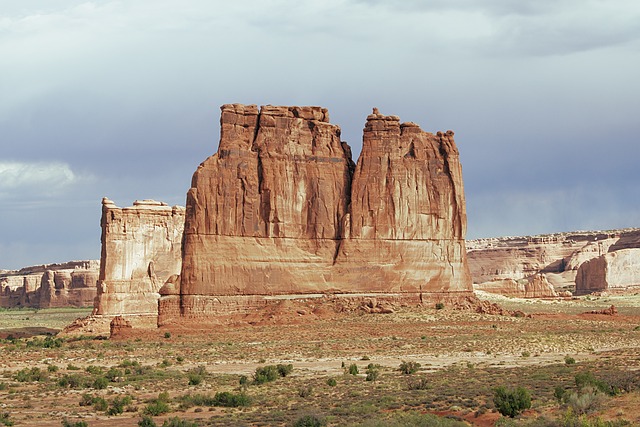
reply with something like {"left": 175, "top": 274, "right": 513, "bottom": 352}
{"left": 0, "top": 261, "right": 99, "bottom": 309}
{"left": 467, "top": 228, "right": 640, "bottom": 297}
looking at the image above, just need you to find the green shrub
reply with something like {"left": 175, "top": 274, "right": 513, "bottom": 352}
{"left": 564, "top": 356, "right": 576, "bottom": 365}
{"left": 164, "top": 332, "right": 171, "bottom": 339}
{"left": 187, "top": 373, "right": 202, "bottom": 386}
{"left": 144, "top": 393, "right": 170, "bottom": 416}
{"left": 48, "top": 365, "right": 59, "bottom": 373}
{"left": 399, "top": 361, "right": 421, "bottom": 375}
{"left": 408, "top": 377, "right": 429, "bottom": 390}
{"left": 14, "top": 367, "right": 46, "bottom": 382}
{"left": 138, "top": 415, "right": 157, "bottom": 427}
{"left": 566, "top": 387, "right": 607, "bottom": 415}
{"left": 239, "top": 375, "right": 248, "bottom": 386}
{"left": 60, "top": 420, "right": 88, "bottom": 427}
{"left": 326, "top": 378, "right": 337, "bottom": 387}
{"left": 105, "top": 367, "right": 123, "bottom": 382}
{"left": 347, "top": 364, "right": 359, "bottom": 375}
{"left": 107, "top": 395, "right": 133, "bottom": 415}
{"left": 435, "top": 302, "right": 445, "bottom": 310}
{"left": 0, "top": 412, "right": 14, "bottom": 427}
{"left": 161, "top": 417, "right": 198, "bottom": 427}
{"left": 92, "top": 376, "right": 108, "bottom": 390}
{"left": 575, "top": 371, "right": 613, "bottom": 395}
{"left": 254, "top": 365, "right": 280, "bottom": 384}
{"left": 293, "top": 414, "right": 325, "bottom": 427}
{"left": 212, "top": 391, "right": 251, "bottom": 407}
{"left": 554, "top": 385, "right": 566, "bottom": 403}
{"left": 493, "top": 386, "right": 531, "bottom": 418}
{"left": 58, "top": 374, "right": 87, "bottom": 389}
{"left": 277, "top": 363, "right": 293, "bottom": 377}
{"left": 365, "top": 364, "right": 380, "bottom": 382}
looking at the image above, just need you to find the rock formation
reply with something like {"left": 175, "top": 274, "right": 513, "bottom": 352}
{"left": 161, "top": 104, "right": 472, "bottom": 324}
{"left": 575, "top": 248, "right": 640, "bottom": 294}
{"left": 467, "top": 228, "right": 640, "bottom": 297}
{"left": 474, "top": 274, "right": 558, "bottom": 298}
{"left": 0, "top": 261, "right": 98, "bottom": 308}
{"left": 92, "top": 198, "right": 184, "bottom": 330}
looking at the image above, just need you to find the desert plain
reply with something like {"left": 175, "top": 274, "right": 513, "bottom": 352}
{"left": 1, "top": 292, "right": 639, "bottom": 427}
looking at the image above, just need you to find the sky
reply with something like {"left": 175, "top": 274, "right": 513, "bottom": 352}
{"left": 1, "top": 0, "right": 639, "bottom": 269}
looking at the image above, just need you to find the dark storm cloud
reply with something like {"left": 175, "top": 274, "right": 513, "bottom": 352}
{"left": 1, "top": 0, "right": 639, "bottom": 268}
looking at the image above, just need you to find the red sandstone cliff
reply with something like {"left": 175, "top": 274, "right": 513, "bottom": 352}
{"left": 165, "top": 104, "right": 472, "bottom": 323}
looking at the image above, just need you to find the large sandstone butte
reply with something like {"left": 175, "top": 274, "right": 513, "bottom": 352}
{"left": 90, "top": 198, "right": 184, "bottom": 330}
{"left": 160, "top": 104, "right": 472, "bottom": 324}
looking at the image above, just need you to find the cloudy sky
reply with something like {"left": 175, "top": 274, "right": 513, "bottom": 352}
{"left": 1, "top": 0, "right": 639, "bottom": 269}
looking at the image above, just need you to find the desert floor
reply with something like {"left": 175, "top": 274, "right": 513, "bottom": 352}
{"left": 1, "top": 294, "right": 639, "bottom": 426}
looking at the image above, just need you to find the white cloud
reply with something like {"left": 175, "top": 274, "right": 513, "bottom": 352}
{"left": 0, "top": 161, "right": 78, "bottom": 196}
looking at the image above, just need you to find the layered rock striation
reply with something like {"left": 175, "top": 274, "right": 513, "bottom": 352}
{"left": 0, "top": 261, "right": 98, "bottom": 308}
{"left": 467, "top": 228, "right": 640, "bottom": 296}
{"left": 93, "top": 198, "right": 184, "bottom": 329}
{"left": 164, "top": 104, "right": 472, "bottom": 323}
{"left": 575, "top": 248, "right": 640, "bottom": 294}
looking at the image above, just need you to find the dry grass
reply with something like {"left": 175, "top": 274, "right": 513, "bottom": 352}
{"left": 1, "top": 296, "right": 640, "bottom": 426}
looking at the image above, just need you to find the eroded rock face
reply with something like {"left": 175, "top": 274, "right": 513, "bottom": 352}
{"left": 94, "top": 198, "right": 184, "bottom": 328}
{"left": 0, "top": 261, "right": 98, "bottom": 308}
{"left": 171, "top": 104, "right": 472, "bottom": 322}
{"left": 467, "top": 229, "right": 640, "bottom": 293}
{"left": 575, "top": 248, "right": 640, "bottom": 294}
{"left": 473, "top": 274, "right": 558, "bottom": 298}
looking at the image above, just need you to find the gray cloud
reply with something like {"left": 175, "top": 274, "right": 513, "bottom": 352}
{"left": 1, "top": 0, "right": 639, "bottom": 268}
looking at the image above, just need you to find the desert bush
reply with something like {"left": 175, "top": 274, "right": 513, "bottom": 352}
{"left": 161, "top": 417, "right": 198, "bottom": 427}
{"left": 144, "top": 393, "right": 170, "bottom": 416}
{"left": 212, "top": 391, "right": 251, "bottom": 407}
{"left": 80, "top": 394, "right": 108, "bottom": 411}
{"left": 564, "top": 356, "right": 576, "bottom": 365}
{"left": 67, "top": 364, "right": 81, "bottom": 370}
{"left": 164, "top": 332, "right": 171, "bottom": 339}
{"left": 574, "top": 371, "right": 613, "bottom": 396}
{"left": 351, "top": 411, "right": 467, "bottom": 426}
{"left": 365, "top": 364, "right": 381, "bottom": 382}
{"left": 399, "top": 361, "right": 421, "bottom": 375}
{"left": 565, "top": 387, "right": 607, "bottom": 415}
{"left": 14, "top": 367, "right": 46, "bottom": 382}
{"left": 347, "top": 364, "right": 359, "bottom": 375}
{"left": 326, "top": 378, "right": 337, "bottom": 387}
{"left": 408, "top": 377, "right": 430, "bottom": 390}
{"left": 138, "top": 416, "right": 157, "bottom": 427}
{"left": 435, "top": 302, "right": 445, "bottom": 310}
{"left": 26, "top": 336, "right": 63, "bottom": 348}
{"left": 60, "top": 420, "right": 87, "bottom": 427}
{"left": 187, "top": 366, "right": 206, "bottom": 385}
{"left": 58, "top": 373, "right": 88, "bottom": 389}
{"left": 48, "top": 364, "right": 59, "bottom": 373}
{"left": 107, "top": 395, "right": 133, "bottom": 415}
{"left": 293, "top": 414, "right": 326, "bottom": 427}
{"left": 493, "top": 386, "right": 531, "bottom": 418}
{"left": 254, "top": 365, "right": 279, "bottom": 384}
{"left": 554, "top": 385, "right": 566, "bottom": 403}
{"left": 92, "top": 376, "right": 108, "bottom": 390}
{"left": 0, "top": 412, "right": 13, "bottom": 427}
{"left": 277, "top": 363, "right": 294, "bottom": 377}
{"left": 298, "top": 386, "right": 313, "bottom": 398}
